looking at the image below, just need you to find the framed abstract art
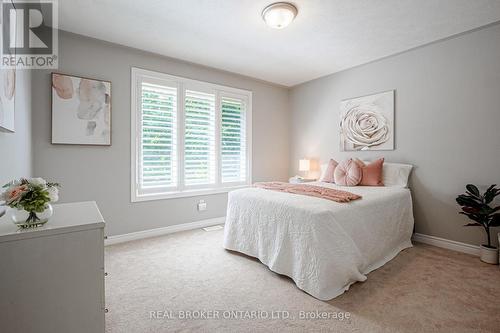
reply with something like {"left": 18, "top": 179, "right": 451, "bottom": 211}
{"left": 51, "top": 73, "right": 111, "bottom": 145}
{"left": 0, "top": 0, "right": 16, "bottom": 133}
{"left": 0, "top": 68, "right": 16, "bottom": 133}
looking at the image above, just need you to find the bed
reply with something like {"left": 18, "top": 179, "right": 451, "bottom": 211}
{"left": 223, "top": 181, "right": 414, "bottom": 300}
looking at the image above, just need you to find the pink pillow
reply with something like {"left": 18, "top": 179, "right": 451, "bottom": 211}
{"left": 354, "top": 158, "right": 384, "bottom": 186}
{"left": 334, "top": 159, "right": 362, "bottom": 186}
{"left": 320, "top": 159, "right": 338, "bottom": 183}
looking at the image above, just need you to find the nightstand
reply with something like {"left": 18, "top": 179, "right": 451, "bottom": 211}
{"left": 289, "top": 177, "right": 317, "bottom": 184}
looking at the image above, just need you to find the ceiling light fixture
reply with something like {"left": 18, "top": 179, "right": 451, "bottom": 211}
{"left": 262, "top": 2, "right": 298, "bottom": 29}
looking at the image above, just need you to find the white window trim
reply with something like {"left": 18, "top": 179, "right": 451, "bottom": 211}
{"left": 131, "top": 67, "right": 252, "bottom": 202}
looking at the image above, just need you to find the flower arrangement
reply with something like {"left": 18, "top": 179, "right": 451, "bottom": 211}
{"left": 1, "top": 178, "right": 60, "bottom": 227}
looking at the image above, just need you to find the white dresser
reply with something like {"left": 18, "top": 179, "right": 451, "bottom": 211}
{"left": 0, "top": 201, "right": 106, "bottom": 333}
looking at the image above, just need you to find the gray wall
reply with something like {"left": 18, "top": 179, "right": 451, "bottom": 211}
{"left": 0, "top": 70, "right": 32, "bottom": 185}
{"left": 32, "top": 31, "right": 289, "bottom": 236}
{"left": 31, "top": 25, "right": 500, "bottom": 245}
{"left": 289, "top": 24, "right": 500, "bottom": 247}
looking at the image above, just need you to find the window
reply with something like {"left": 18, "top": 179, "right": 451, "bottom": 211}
{"left": 221, "top": 96, "right": 247, "bottom": 183}
{"left": 184, "top": 90, "right": 216, "bottom": 187}
{"left": 140, "top": 81, "right": 178, "bottom": 192}
{"left": 131, "top": 68, "right": 252, "bottom": 201}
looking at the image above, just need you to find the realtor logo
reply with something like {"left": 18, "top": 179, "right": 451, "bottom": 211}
{"left": 1, "top": 0, "right": 58, "bottom": 68}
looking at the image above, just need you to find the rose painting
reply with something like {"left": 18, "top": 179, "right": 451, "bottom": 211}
{"left": 340, "top": 90, "right": 394, "bottom": 151}
{"left": 51, "top": 73, "right": 111, "bottom": 145}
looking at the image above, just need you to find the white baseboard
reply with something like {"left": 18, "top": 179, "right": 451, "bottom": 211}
{"left": 105, "top": 217, "right": 226, "bottom": 246}
{"left": 105, "top": 221, "right": 480, "bottom": 256}
{"left": 412, "top": 233, "right": 480, "bottom": 256}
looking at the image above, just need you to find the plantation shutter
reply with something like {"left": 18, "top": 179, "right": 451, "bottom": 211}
{"left": 132, "top": 68, "right": 252, "bottom": 201}
{"left": 221, "top": 96, "right": 246, "bottom": 183}
{"left": 184, "top": 89, "right": 216, "bottom": 186}
{"left": 139, "top": 81, "right": 178, "bottom": 191}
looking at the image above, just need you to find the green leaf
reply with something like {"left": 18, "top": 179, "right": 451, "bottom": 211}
{"left": 459, "top": 211, "right": 482, "bottom": 223}
{"left": 484, "top": 185, "right": 499, "bottom": 204}
{"left": 479, "top": 205, "right": 494, "bottom": 215}
{"left": 485, "top": 184, "right": 496, "bottom": 195}
{"left": 456, "top": 195, "right": 481, "bottom": 207}
{"left": 466, "top": 184, "right": 480, "bottom": 197}
{"left": 2, "top": 180, "right": 15, "bottom": 188}
{"left": 490, "top": 214, "right": 500, "bottom": 227}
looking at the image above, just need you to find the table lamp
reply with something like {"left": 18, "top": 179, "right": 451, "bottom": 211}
{"left": 299, "top": 159, "right": 310, "bottom": 178}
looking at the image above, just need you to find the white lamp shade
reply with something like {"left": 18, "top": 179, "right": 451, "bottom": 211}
{"left": 299, "top": 159, "right": 310, "bottom": 172}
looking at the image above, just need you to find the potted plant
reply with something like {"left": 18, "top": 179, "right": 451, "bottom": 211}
{"left": 456, "top": 184, "right": 500, "bottom": 264}
{"left": 1, "top": 178, "right": 60, "bottom": 228}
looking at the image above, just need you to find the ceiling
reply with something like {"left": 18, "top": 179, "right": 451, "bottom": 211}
{"left": 59, "top": 0, "right": 500, "bottom": 87}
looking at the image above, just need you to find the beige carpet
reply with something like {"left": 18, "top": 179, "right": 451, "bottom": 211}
{"left": 105, "top": 228, "right": 500, "bottom": 333}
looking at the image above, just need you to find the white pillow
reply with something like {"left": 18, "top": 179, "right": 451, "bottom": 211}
{"left": 383, "top": 162, "right": 413, "bottom": 188}
{"left": 319, "top": 163, "right": 328, "bottom": 180}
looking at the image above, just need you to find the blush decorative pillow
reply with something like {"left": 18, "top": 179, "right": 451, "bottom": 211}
{"left": 334, "top": 159, "right": 362, "bottom": 186}
{"left": 354, "top": 158, "right": 385, "bottom": 186}
{"left": 319, "top": 159, "right": 338, "bottom": 183}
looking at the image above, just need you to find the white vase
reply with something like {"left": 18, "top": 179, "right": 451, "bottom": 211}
{"left": 479, "top": 244, "right": 499, "bottom": 264}
{"left": 8, "top": 204, "right": 53, "bottom": 229}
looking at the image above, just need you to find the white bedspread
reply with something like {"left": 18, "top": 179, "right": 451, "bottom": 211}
{"left": 223, "top": 182, "right": 414, "bottom": 300}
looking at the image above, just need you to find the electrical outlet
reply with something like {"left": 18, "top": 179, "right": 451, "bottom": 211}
{"left": 197, "top": 200, "right": 207, "bottom": 211}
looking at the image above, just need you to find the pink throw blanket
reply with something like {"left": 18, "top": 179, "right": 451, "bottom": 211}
{"left": 253, "top": 182, "right": 361, "bottom": 203}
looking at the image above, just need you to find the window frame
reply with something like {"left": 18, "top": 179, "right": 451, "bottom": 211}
{"left": 131, "top": 67, "right": 252, "bottom": 202}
